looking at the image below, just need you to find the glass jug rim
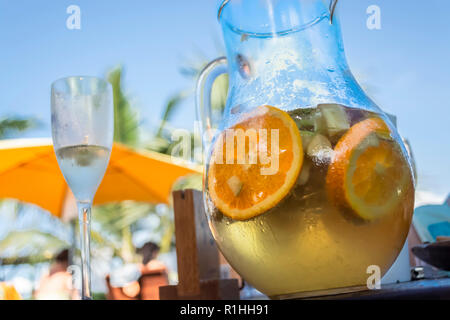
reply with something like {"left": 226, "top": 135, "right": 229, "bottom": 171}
{"left": 218, "top": 0, "right": 338, "bottom": 20}
{"left": 217, "top": 0, "right": 339, "bottom": 37}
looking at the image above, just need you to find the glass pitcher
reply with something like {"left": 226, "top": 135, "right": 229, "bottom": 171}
{"left": 196, "top": 0, "right": 415, "bottom": 298}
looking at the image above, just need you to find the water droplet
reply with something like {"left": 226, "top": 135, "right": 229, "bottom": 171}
{"left": 231, "top": 105, "right": 242, "bottom": 114}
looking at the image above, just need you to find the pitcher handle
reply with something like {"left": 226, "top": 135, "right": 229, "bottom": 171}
{"left": 195, "top": 57, "right": 228, "bottom": 143}
{"left": 330, "top": 0, "right": 339, "bottom": 24}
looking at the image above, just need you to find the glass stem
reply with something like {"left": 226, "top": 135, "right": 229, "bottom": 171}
{"left": 77, "top": 201, "right": 92, "bottom": 300}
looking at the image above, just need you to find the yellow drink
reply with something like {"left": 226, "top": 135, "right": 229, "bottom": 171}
{"left": 205, "top": 105, "right": 414, "bottom": 297}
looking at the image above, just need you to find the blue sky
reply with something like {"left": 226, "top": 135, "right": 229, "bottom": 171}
{"left": 0, "top": 0, "right": 449, "bottom": 199}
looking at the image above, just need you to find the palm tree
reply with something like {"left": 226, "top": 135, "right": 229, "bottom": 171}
{"left": 146, "top": 55, "right": 229, "bottom": 198}
{"left": 96, "top": 60, "right": 229, "bottom": 259}
{"left": 0, "top": 230, "right": 69, "bottom": 266}
{"left": 0, "top": 118, "right": 34, "bottom": 139}
{"left": 148, "top": 58, "right": 228, "bottom": 166}
{"left": 89, "top": 66, "right": 151, "bottom": 263}
{"left": 0, "top": 116, "right": 38, "bottom": 268}
{"left": 107, "top": 67, "right": 140, "bottom": 147}
{"left": 179, "top": 54, "right": 229, "bottom": 126}
{"left": 0, "top": 57, "right": 228, "bottom": 270}
{"left": 92, "top": 66, "right": 180, "bottom": 262}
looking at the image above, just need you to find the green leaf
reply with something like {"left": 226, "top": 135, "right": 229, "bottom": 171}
{"left": 107, "top": 67, "right": 140, "bottom": 146}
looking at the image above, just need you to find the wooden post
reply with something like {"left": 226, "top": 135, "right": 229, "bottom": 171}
{"left": 159, "top": 189, "right": 239, "bottom": 300}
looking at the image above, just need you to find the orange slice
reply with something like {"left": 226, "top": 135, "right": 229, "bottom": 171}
{"left": 326, "top": 117, "right": 411, "bottom": 221}
{"left": 207, "top": 105, "right": 303, "bottom": 220}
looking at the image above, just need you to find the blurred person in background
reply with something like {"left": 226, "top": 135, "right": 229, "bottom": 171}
{"left": 136, "top": 241, "right": 169, "bottom": 300}
{"left": 107, "top": 242, "right": 168, "bottom": 300}
{"left": 138, "top": 242, "right": 167, "bottom": 274}
{"left": 34, "top": 249, "right": 78, "bottom": 300}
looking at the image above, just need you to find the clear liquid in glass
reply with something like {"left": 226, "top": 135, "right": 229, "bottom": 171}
{"left": 56, "top": 145, "right": 110, "bottom": 202}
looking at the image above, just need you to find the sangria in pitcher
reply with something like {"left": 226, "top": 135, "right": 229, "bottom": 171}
{"left": 196, "top": 0, "right": 415, "bottom": 298}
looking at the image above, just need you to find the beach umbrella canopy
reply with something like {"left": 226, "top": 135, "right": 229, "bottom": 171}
{"left": 0, "top": 138, "right": 200, "bottom": 218}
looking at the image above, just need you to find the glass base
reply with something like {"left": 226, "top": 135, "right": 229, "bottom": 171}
{"left": 270, "top": 285, "right": 368, "bottom": 300}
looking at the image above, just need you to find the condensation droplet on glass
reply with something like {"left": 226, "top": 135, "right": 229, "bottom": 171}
{"left": 231, "top": 105, "right": 242, "bottom": 114}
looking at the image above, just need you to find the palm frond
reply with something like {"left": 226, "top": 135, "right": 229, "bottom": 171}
{"left": 158, "top": 214, "right": 174, "bottom": 253}
{"left": 155, "top": 92, "right": 187, "bottom": 138}
{"left": 172, "top": 173, "right": 202, "bottom": 192}
{"left": 0, "top": 230, "right": 69, "bottom": 265}
{"left": 145, "top": 135, "right": 171, "bottom": 154}
{"left": 0, "top": 118, "right": 35, "bottom": 139}
{"left": 107, "top": 67, "right": 140, "bottom": 146}
{"left": 92, "top": 202, "right": 154, "bottom": 236}
{"left": 210, "top": 73, "right": 228, "bottom": 114}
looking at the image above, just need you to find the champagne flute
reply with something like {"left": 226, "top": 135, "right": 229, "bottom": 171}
{"left": 51, "top": 76, "right": 113, "bottom": 300}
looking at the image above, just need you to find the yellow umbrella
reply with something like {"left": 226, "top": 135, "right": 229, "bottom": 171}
{"left": 0, "top": 282, "right": 22, "bottom": 300}
{"left": 0, "top": 138, "right": 200, "bottom": 218}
